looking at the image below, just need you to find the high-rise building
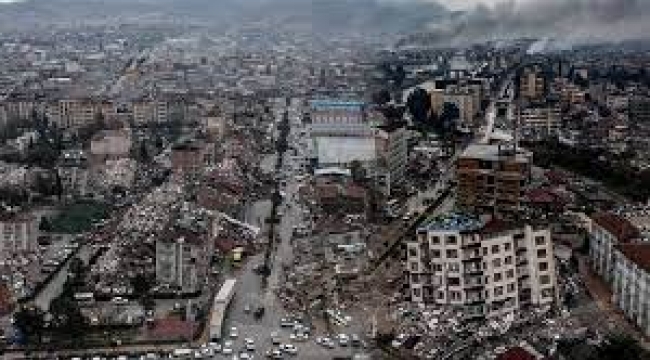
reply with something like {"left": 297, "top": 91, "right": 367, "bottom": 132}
{"left": 518, "top": 65, "right": 547, "bottom": 101}
{"left": 612, "top": 243, "right": 650, "bottom": 337}
{"left": 456, "top": 144, "right": 532, "bottom": 215}
{"left": 518, "top": 101, "right": 561, "bottom": 141}
{"left": 406, "top": 213, "right": 557, "bottom": 320}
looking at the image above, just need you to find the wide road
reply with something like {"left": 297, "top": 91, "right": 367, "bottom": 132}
{"left": 221, "top": 98, "right": 367, "bottom": 359}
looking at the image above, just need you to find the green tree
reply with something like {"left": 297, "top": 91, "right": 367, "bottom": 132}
{"left": 49, "top": 295, "right": 87, "bottom": 338}
{"left": 38, "top": 217, "right": 52, "bottom": 232}
{"left": 598, "top": 334, "right": 649, "bottom": 360}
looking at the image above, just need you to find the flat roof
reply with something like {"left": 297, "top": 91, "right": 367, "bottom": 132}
{"left": 460, "top": 144, "right": 531, "bottom": 163}
{"left": 417, "top": 212, "right": 483, "bottom": 233}
{"left": 309, "top": 99, "right": 365, "bottom": 111}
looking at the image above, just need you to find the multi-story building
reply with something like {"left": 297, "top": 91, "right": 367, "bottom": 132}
{"left": 57, "top": 149, "right": 90, "bottom": 197}
{"left": 429, "top": 80, "right": 483, "bottom": 129}
{"left": 589, "top": 212, "right": 639, "bottom": 284}
{"left": 518, "top": 65, "right": 547, "bottom": 101}
{"left": 612, "top": 243, "right": 650, "bottom": 337}
{"left": 518, "top": 101, "right": 561, "bottom": 141}
{"left": 155, "top": 228, "right": 211, "bottom": 293}
{"left": 46, "top": 98, "right": 98, "bottom": 129}
{"left": 629, "top": 94, "right": 650, "bottom": 125}
{"left": 89, "top": 129, "right": 132, "bottom": 163}
{"left": 375, "top": 122, "right": 408, "bottom": 195}
{"left": 406, "top": 213, "right": 557, "bottom": 320}
{"left": 456, "top": 144, "right": 532, "bottom": 216}
{"left": 0, "top": 211, "right": 38, "bottom": 259}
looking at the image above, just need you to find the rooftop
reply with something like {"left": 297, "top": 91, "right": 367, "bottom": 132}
{"left": 592, "top": 212, "right": 639, "bottom": 242}
{"left": 617, "top": 243, "right": 650, "bottom": 273}
{"left": 460, "top": 144, "right": 531, "bottom": 163}
{"left": 418, "top": 212, "right": 483, "bottom": 233}
{"left": 309, "top": 99, "right": 365, "bottom": 111}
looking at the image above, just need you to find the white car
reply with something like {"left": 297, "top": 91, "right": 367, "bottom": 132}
{"left": 230, "top": 326, "right": 239, "bottom": 338}
{"left": 337, "top": 333, "right": 349, "bottom": 346}
{"left": 392, "top": 333, "right": 408, "bottom": 348}
{"left": 281, "top": 344, "right": 298, "bottom": 355}
{"left": 245, "top": 338, "right": 256, "bottom": 351}
{"left": 223, "top": 340, "right": 234, "bottom": 354}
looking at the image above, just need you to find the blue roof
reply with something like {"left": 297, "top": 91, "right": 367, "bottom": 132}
{"left": 309, "top": 99, "right": 365, "bottom": 111}
{"left": 417, "top": 212, "right": 483, "bottom": 233}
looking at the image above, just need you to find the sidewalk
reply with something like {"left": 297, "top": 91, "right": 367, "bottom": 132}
{"left": 577, "top": 256, "right": 649, "bottom": 347}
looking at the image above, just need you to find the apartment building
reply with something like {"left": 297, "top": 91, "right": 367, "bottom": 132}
{"left": 375, "top": 121, "right": 408, "bottom": 194}
{"left": 57, "top": 149, "right": 90, "bottom": 197}
{"left": 519, "top": 66, "right": 547, "bottom": 101}
{"left": 430, "top": 80, "right": 482, "bottom": 129}
{"left": 589, "top": 212, "right": 639, "bottom": 284}
{"left": 456, "top": 144, "right": 532, "bottom": 216}
{"left": 406, "top": 213, "right": 557, "bottom": 320}
{"left": 612, "top": 243, "right": 650, "bottom": 337}
{"left": 0, "top": 211, "right": 38, "bottom": 259}
{"left": 518, "top": 101, "right": 561, "bottom": 141}
{"left": 46, "top": 98, "right": 98, "bottom": 128}
{"left": 155, "top": 228, "right": 211, "bottom": 293}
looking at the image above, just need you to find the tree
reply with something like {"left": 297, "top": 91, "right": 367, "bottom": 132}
{"left": 598, "top": 334, "right": 649, "bottom": 360}
{"left": 371, "top": 89, "right": 391, "bottom": 105}
{"left": 349, "top": 160, "right": 367, "bottom": 184}
{"left": 13, "top": 305, "right": 46, "bottom": 344}
{"left": 38, "top": 217, "right": 52, "bottom": 232}
{"left": 49, "top": 295, "right": 87, "bottom": 338}
{"left": 406, "top": 87, "right": 431, "bottom": 125}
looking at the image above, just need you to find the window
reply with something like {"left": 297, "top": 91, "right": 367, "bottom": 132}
{"left": 410, "top": 262, "right": 419, "bottom": 272}
{"left": 411, "top": 274, "right": 420, "bottom": 283}
{"left": 540, "top": 275, "right": 551, "bottom": 285}
{"left": 448, "top": 263, "right": 460, "bottom": 272}
{"left": 431, "top": 250, "right": 441, "bottom": 258}
{"left": 408, "top": 248, "right": 417, "bottom": 258}
{"left": 505, "top": 256, "right": 513, "bottom": 265}
{"left": 493, "top": 258, "right": 502, "bottom": 268}
{"left": 537, "top": 249, "right": 547, "bottom": 258}
{"left": 432, "top": 236, "right": 441, "bottom": 245}
{"left": 507, "top": 283, "right": 516, "bottom": 293}
{"left": 446, "top": 236, "right": 457, "bottom": 245}
{"left": 492, "top": 245, "right": 500, "bottom": 254}
{"left": 535, "top": 236, "right": 546, "bottom": 246}
{"left": 450, "top": 291, "right": 461, "bottom": 300}
{"left": 413, "top": 288, "right": 421, "bottom": 297}
{"left": 506, "top": 269, "right": 515, "bottom": 279}
{"left": 542, "top": 287, "right": 554, "bottom": 298}
{"left": 448, "top": 277, "right": 461, "bottom": 286}
{"left": 494, "top": 286, "right": 504, "bottom": 297}
{"left": 504, "top": 243, "right": 512, "bottom": 251}
{"left": 434, "top": 264, "right": 443, "bottom": 272}
{"left": 539, "top": 262, "right": 549, "bottom": 271}
{"left": 446, "top": 249, "right": 459, "bottom": 258}
{"left": 437, "top": 291, "right": 444, "bottom": 299}
{"left": 483, "top": 247, "right": 488, "bottom": 256}
{"left": 494, "top": 273, "right": 503, "bottom": 282}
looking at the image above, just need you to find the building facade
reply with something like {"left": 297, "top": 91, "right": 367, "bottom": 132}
{"left": 155, "top": 229, "right": 209, "bottom": 293}
{"left": 589, "top": 212, "right": 639, "bottom": 284}
{"left": 406, "top": 213, "right": 557, "bottom": 320}
{"left": 456, "top": 144, "right": 532, "bottom": 216}
{"left": 518, "top": 102, "right": 561, "bottom": 141}
{"left": 0, "top": 211, "right": 38, "bottom": 259}
{"left": 612, "top": 243, "right": 650, "bottom": 337}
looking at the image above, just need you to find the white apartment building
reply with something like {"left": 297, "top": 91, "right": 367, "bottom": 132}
{"left": 589, "top": 212, "right": 639, "bottom": 284}
{"left": 406, "top": 213, "right": 557, "bottom": 320}
{"left": 612, "top": 243, "right": 650, "bottom": 337}
{"left": 0, "top": 211, "right": 38, "bottom": 259}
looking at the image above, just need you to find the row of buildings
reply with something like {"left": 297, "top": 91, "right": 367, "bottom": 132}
{"left": 588, "top": 211, "right": 650, "bottom": 337}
